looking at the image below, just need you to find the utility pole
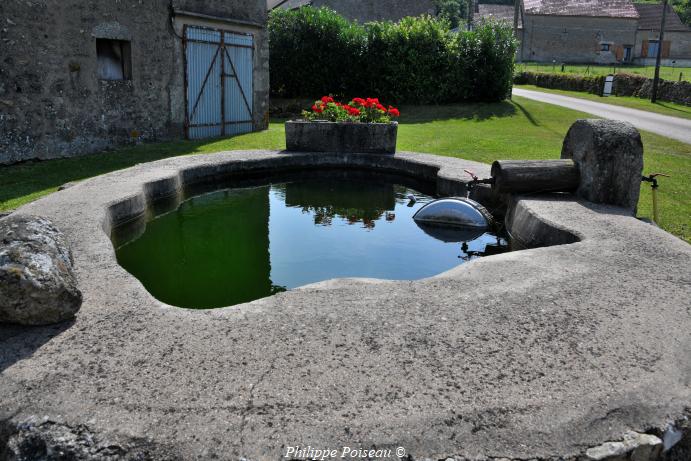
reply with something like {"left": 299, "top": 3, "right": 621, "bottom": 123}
{"left": 514, "top": 0, "right": 520, "bottom": 38}
{"left": 651, "top": 0, "right": 668, "bottom": 103}
{"left": 467, "top": 0, "right": 474, "bottom": 31}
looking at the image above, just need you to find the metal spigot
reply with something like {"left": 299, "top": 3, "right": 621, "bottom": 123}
{"left": 464, "top": 169, "right": 494, "bottom": 198}
{"left": 642, "top": 173, "right": 670, "bottom": 223}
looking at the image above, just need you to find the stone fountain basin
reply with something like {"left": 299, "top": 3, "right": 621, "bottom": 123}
{"left": 1, "top": 150, "right": 689, "bottom": 460}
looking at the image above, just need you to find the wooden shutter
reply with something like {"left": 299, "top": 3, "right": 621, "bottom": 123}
{"left": 641, "top": 39, "right": 649, "bottom": 58}
{"left": 662, "top": 40, "right": 671, "bottom": 58}
{"left": 615, "top": 45, "right": 624, "bottom": 61}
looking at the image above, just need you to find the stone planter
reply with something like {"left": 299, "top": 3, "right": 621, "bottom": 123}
{"left": 285, "top": 120, "right": 398, "bottom": 154}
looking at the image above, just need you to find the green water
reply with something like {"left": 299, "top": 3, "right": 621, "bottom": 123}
{"left": 114, "top": 172, "right": 508, "bottom": 309}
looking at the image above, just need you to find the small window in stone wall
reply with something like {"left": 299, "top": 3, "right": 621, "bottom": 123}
{"left": 600, "top": 43, "right": 611, "bottom": 52}
{"left": 97, "top": 38, "right": 132, "bottom": 80}
{"left": 624, "top": 46, "right": 632, "bottom": 62}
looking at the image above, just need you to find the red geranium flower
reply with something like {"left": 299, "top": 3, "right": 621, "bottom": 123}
{"left": 304, "top": 95, "right": 394, "bottom": 122}
{"left": 366, "top": 98, "right": 380, "bottom": 108}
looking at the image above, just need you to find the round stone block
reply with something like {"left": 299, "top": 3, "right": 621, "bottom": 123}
{"left": 561, "top": 119, "right": 644, "bottom": 213}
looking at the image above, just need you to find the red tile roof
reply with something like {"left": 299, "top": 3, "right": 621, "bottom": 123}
{"left": 523, "top": 0, "right": 639, "bottom": 18}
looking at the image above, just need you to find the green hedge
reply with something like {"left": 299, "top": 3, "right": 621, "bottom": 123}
{"left": 513, "top": 71, "right": 605, "bottom": 95}
{"left": 514, "top": 71, "right": 691, "bottom": 106}
{"left": 268, "top": 7, "right": 517, "bottom": 104}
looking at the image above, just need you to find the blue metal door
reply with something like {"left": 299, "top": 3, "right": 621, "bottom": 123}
{"left": 184, "top": 26, "right": 254, "bottom": 139}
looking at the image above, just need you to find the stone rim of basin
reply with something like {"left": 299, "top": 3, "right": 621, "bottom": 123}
{"left": 1, "top": 145, "right": 689, "bottom": 461}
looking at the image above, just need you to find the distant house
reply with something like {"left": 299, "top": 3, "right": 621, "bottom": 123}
{"left": 268, "top": 0, "right": 436, "bottom": 23}
{"left": 634, "top": 2, "right": 691, "bottom": 65}
{"left": 472, "top": 0, "right": 691, "bottom": 65}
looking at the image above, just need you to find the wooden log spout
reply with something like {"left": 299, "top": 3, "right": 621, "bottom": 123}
{"left": 491, "top": 159, "right": 580, "bottom": 195}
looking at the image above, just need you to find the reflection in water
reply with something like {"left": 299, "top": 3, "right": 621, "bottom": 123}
{"left": 279, "top": 180, "right": 397, "bottom": 229}
{"left": 113, "top": 173, "right": 509, "bottom": 309}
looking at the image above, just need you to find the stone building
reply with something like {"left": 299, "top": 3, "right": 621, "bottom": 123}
{"left": 0, "top": 1, "right": 269, "bottom": 165}
{"left": 519, "top": 0, "right": 641, "bottom": 64}
{"left": 269, "top": 0, "right": 436, "bottom": 23}
{"left": 633, "top": 2, "right": 691, "bottom": 66}
{"left": 474, "top": 0, "right": 691, "bottom": 66}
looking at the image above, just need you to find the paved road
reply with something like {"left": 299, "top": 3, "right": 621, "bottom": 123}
{"left": 513, "top": 87, "right": 691, "bottom": 144}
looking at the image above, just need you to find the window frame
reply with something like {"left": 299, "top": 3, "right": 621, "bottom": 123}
{"left": 623, "top": 45, "right": 633, "bottom": 62}
{"left": 96, "top": 38, "right": 132, "bottom": 81}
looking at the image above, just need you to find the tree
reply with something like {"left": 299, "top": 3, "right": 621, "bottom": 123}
{"left": 434, "top": 0, "right": 469, "bottom": 29}
{"left": 672, "top": 0, "right": 691, "bottom": 25}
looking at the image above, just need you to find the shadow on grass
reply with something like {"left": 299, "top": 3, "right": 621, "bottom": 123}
{"left": 0, "top": 117, "right": 291, "bottom": 209}
{"left": 511, "top": 100, "right": 540, "bottom": 127}
{"left": 0, "top": 139, "right": 215, "bottom": 209}
{"left": 398, "top": 101, "right": 516, "bottom": 123}
{"left": 655, "top": 101, "right": 691, "bottom": 116}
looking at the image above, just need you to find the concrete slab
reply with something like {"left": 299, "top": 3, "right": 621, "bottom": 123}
{"left": 1, "top": 150, "right": 689, "bottom": 460}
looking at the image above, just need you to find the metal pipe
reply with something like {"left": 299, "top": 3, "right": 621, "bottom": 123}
{"left": 642, "top": 173, "right": 669, "bottom": 224}
{"left": 651, "top": 0, "right": 668, "bottom": 103}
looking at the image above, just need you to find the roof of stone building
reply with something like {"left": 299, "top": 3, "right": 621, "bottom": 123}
{"left": 522, "top": 0, "right": 639, "bottom": 18}
{"left": 267, "top": 0, "right": 310, "bottom": 9}
{"left": 634, "top": 3, "right": 690, "bottom": 31}
{"left": 475, "top": 4, "right": 522, "bottom": 28}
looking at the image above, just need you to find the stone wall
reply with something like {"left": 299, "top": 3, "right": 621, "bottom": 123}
{"left": 514, "top": 72, "right": 605, "bottom": 95}
{"left": 0, "top": 0, "right": 268, "bottom": 165}
{"left": 614, "top": 73, "right": 691, "bottom": 105}
{"left": 309, "top": 0, "right": 436, "bottom": 23}
{"left": 520, "top": 15, "right": 638, "bottom": 64}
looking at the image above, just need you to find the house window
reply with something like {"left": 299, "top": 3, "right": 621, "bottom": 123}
{"left": 600, "top": 43, "right": 611, "bottom": 52}
{"left": 97, "top": 39, "right": 132, "bottom": 80}
{"left": 647, "top": 40, "right": 660, "bottom": 58}
{"left": 624, "top": 46, "right": 632, "bottom": 62}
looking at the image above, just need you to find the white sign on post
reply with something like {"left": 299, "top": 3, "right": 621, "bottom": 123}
{"left": 603, "top": 75, "right": 614, "bottom": 97}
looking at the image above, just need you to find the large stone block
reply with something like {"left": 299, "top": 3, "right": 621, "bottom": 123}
{"left": 561, "top": 119, "right": 644, "bottom": 213}
{"left": 285, "top": 121, "right": 398, "bottom": 154}
{"left": 0, "top": 215, "right": 82, "bottom": 325}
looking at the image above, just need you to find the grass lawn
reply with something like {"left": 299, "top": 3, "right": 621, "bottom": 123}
{"left": 517, "top": 61, "right": 691, "bottom": 83}
{"left": 1, "top": 96, "right": 689, "bottom": 242}
{"left": 516, "top": 84, "right": 691, "bottom": 120}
